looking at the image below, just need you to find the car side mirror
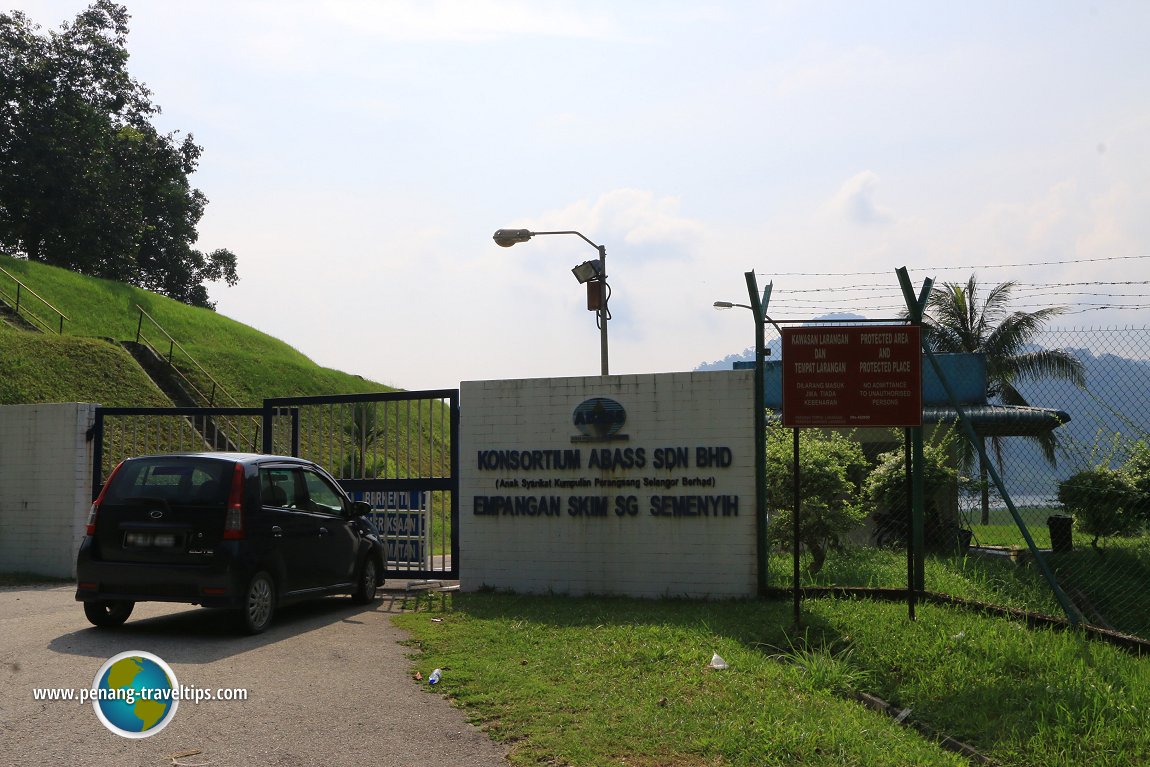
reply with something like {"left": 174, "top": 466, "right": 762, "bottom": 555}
{"left": 351, "top": 500, "right": 372, "bottom": 518}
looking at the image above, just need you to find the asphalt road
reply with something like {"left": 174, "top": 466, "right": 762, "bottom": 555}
{"left": 0, "top": 584, "right": 509, "bottom": 767}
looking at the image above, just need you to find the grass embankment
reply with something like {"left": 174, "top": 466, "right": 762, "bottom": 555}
{"left": 396, "top": 591, "right": 1150, "bottom": 767}
{"left": 0, "top": 252, "right": 393, "bottom": 405}
{"left": 0, "top": 324, "right": 170, "bottom": 406}
{"left": 0, "top": 253, "right": 457, "bottom": 475}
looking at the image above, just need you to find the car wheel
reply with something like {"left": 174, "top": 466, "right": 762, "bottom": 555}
{"left": 236, "top": 571, "right": 276, "bottom": 634}
{"left": 351, "top": 557, "right": 378, "bottom": 604}
{"left": 83, "top": 600, "right": 134, "bottom": 628}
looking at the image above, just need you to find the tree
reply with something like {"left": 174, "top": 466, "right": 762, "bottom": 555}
{"left": 0, "top": 2, "right": 237, "bottom": 308}
{"left": 341, "top": 403, "right": 392, "bottom": 479}
{"left": 921, "top": 275, "right": 1086, "bottom": 522}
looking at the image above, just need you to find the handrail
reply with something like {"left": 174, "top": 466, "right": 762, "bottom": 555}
{"left": 134, "top": 304, "right": 243, "bottom": 409}
{"left": 0, "top": 263, "right": 69, "bottom": 333}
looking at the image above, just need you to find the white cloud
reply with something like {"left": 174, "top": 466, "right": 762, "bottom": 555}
{"left": 523, "top": 189, "right": 707, "bottom": 258}
{"left": 830, "top": 171, "right": 893, "bottom": 226}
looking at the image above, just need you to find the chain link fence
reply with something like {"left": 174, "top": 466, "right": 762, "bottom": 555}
{"left": 767, "top": 326, "right": 1150, "bottom": 642}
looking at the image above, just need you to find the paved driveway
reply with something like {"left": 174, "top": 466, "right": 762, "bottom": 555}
{"left": 0, "top": 584, "right": 508, "bottom": 767}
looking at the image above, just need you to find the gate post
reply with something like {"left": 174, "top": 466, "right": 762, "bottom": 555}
{"left": 90, "top": 407, "right": 105, "bottom": 500}
{"left": 261, "top": 404, "right": 274, "bottom": 454}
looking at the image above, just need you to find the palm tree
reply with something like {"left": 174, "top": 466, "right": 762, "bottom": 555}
{"left": 921, "top": 275, "right": 1086, "bottom": 523}
{"left": 343, "top": 402, "right": 388, "bottom": 479}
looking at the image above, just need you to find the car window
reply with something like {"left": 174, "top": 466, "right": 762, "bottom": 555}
{"left": 301, "top": 470, "right": 346, "bottom": 515}
{"left": 105, "top": 458, "right": 230, "bottom": 505}
{"left": 260, "top": 468, "right": 297, "bottom": 508}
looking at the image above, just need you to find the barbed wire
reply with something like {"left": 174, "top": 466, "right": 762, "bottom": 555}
{"left": 751, "top": 264, "right": 1150, "bottom": 317}
{"left": 759, "top": 253, "right": 1150, "bottom": 278}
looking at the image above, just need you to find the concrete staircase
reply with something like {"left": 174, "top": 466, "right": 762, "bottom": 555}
{"left": 0, "top": 298, "right": 41, "bottom": 332}
{"left": 120, "top": 340, "right": 241, "bottom": 452}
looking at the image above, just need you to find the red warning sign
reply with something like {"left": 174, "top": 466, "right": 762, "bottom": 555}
{"left": 781, "top": 325, "right": 922, "bottom": 427}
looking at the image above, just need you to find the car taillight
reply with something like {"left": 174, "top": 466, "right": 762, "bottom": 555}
{"left": 223, "top": 463, "right": 246, "bottom": 540}
{"left": 87, "top": 461, "right": 124, "bottom": 536}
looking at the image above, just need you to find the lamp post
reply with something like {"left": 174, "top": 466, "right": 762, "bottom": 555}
{"left": 493, "top": 228, "right": 611, "bottom": 376}
{"left": 714, "top": 272, "right": 774, "bottom": 596}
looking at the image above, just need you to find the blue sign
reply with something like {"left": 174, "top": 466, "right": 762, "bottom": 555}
{"left": 353, "top": 490, "right": 424, "bottom": 509}
{"left": 386, "top": 539, "right": 425, "bottom": 566}
{"left": 351, "top": 490, "right": 427, "bottom": 565}
{"left": 372, "top": 509, "right": 426, "bottom": 538}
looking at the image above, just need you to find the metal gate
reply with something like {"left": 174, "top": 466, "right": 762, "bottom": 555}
{"left": 90, "top": 390, "right": 459, "bottom": 581}
{"left": 261, "top": 390, "right": 459, "bottom": 580}
{"left": 90, "top": 406, "right": 266, "bottom": 499}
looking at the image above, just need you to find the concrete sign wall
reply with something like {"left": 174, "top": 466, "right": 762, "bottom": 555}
{"left": 460, "top": 372, "right": 756, "bottom": 598}
{"left": 0, "top": 403, "right": 97, "bottom": 578}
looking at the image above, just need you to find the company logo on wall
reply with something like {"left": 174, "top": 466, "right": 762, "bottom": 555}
{"left": 572, "top": 397, "right": 628, "bottom": 443}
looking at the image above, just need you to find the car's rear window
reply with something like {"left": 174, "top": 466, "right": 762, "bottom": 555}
{"left": 103, "top": 458, "right": 233, "bottom": 506}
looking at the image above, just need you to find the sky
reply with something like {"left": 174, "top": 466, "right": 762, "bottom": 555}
{"left": 13, "top": 1, "right": 1150, "bottom": 390}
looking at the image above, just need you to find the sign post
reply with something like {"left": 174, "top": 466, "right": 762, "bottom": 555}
{"left": 780, "top": 324, "right": 922, "bottom": 626}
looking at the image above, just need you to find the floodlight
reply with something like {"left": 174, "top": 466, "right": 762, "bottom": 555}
{"left": 571, "top": 259, "right": 603, "bottom": 284}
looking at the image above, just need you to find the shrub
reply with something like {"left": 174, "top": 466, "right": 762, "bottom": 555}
{"left": 1122, "top": 440, "right": 1150, "bottom": 523}
{"left": 765, "top": 421, "right": 868, "bottom": 574}
{"left": 865, "top": 438, "right": 962, "bottom": 551}
{"left": 1057, "top": 467, "right": 1141, "bottom": 550}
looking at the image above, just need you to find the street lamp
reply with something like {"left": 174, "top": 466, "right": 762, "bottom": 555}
{"left": 493, "top": 228, "right": 611, "bottom": 376}
{"left": 714, "top": 272, "right": 774, "bottom": 596}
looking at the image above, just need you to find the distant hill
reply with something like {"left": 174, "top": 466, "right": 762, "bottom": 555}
{"left": 695, "top": 313, "right": 865, "bottom": 371}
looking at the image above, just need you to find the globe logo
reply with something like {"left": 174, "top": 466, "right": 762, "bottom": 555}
{"left": 91, "top": 651, "right": 179, "bottom": 738}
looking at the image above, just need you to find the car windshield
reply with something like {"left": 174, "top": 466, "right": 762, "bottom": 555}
{"left": 103, "top": 458, "right": 232, "bottom": 506}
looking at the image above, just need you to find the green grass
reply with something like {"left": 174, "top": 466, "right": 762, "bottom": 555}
{"left": 771, "top": 535, "right": 1150, "bottom": 642}
{"left": 395, "top": 592, "right": 1150, "bottom": 767}
{"left": 774, "top": 546, "right": 1064, "bottom": 614}
{"left": 961, "top": 506, "right": 1062, "bottom": 548}
{"left": 0, "top": 323, "right": 171, "bottom": 406}
{"left": 1046, "top": 538, "right": 1150, "bottom": 638}
{"left": 0, "top": 252, "right": 394, "bottom": 405}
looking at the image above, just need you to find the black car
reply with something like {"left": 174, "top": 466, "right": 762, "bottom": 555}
{"left": 76, "top": 453, "right": 384, "bottom": 633}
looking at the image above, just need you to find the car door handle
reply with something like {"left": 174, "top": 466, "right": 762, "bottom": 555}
{"left": 271, "top": 526, "right": 283, "bottom": 538}
{"left": 318, "top": 527, "right": 329, "bottom": 537}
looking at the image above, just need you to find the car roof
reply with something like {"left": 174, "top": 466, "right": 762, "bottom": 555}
{"left": 124, "top": 452, "right": 310, "bottom": 465}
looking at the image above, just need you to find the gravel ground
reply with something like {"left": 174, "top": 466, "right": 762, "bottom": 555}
{"left": 0, "top": 584, "right": 509, "bottom": 767}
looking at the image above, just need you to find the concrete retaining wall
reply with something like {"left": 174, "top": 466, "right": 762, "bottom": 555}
{"left": 0, "top": 403, "right": 96, "bottom": 578}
